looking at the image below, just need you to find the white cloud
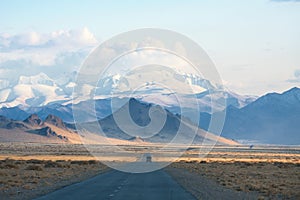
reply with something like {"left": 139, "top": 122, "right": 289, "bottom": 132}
{"left": 13, "top": 31, "right": 42, "bottom": 46}
{"left": 0, "top": 28, "right": 98, "bottom": 86}
{"left": 49, "top": 27, "right": 98, "bottom": 47}
{"left": 0, "top": 27, "right": 98, "bottom": 65}
{"left": 0, "top": 27, "right": 98, "bottom": 50}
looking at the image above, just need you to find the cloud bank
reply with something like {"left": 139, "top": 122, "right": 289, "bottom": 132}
{"left": 0, "top": 27, "right": 98, "bottom": 65}
{"left": 0, "top": 28, "right": 98, "bottom": 85}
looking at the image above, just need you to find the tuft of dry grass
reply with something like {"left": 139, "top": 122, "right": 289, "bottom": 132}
{"left": 25, "top": 165, "right": 43, "bottom": 171}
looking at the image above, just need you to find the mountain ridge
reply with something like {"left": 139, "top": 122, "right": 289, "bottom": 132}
{"left": 83, "top": 98, "right": 238, "bottom": 145}
{"left": 0, "top": 72, "right": 256, "bottom": 112}
{"left": 0, "top": 86, "right": 299, "bottom": 145}
{"left": 218, "top": 87, "right": 300, "bottom": 145}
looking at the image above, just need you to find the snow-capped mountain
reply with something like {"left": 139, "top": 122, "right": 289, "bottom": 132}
{"left": 0, "top": 72, "right": 83, "bottom": 108}
{"left": 0, "top": 71, "right": 297, "bottom": 145}
{"left": 0, "top": 73, "right": 69, "bottom": 108}
{"left": 0, "top": 72, "right": 256, "bottom": 116}
{"left": 93, "top": 71, "right": 256, "bottom": 113}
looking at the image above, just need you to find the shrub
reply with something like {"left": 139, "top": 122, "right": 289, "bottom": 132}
{"left": 26, "top": 159, "right": 44, "bottom": 164}
{"left": 3, "top": 163, "right": 19, "bottom": 169}
{"left": 25, "top": 165, "right": 43, "bottom": 171}
{"left": 44, "top": 161, "right": 63, "bottom": 168}
{"left": 70, "top": 160, "right": 89, "bottom": 165}
{"left": 88, "top": 160, "right": 97, "bottom": 164}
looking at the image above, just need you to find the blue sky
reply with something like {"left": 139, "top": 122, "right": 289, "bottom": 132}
{"left": 0, "top": 0, "right": 300, "bottom": 95}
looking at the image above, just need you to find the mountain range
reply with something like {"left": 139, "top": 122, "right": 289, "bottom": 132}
{"left": 84, "top": 98, "right": 237, "bottom": 145}
{"left": 199, "top": 87, "right": 300, "bottom": 145}
{"left": 0, "top": 72, "right": 256, "bottom": 113}
{"left": 0, "top": 72, "right": 299, "bottom": 145}
{"left": 0, "top": 99, "right": 237, "bottom": 145}
{"left": 0, "top": 114, "right": 73, "bottom": 143}
{"left": 221, "top": 87, "right": 300, "bottom": 145}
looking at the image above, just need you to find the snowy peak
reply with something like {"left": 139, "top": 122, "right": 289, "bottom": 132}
{"left": 18, "top": 73, "right": 55, "bottom": 86}
{"left": 0, "top": 73, "right": 70, "bottom": 108}
{"left": 181, "top": 73, "right": 217, "bottom": 90}
{"left": 96, "top": 72, "right": 208, "bottom": 96}
{"left": 0, "top": 71, "right": 257, "bottom": 110}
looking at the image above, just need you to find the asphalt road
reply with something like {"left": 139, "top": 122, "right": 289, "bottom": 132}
{"left": 35, "top": 170, "right": 196, "bottom": 200}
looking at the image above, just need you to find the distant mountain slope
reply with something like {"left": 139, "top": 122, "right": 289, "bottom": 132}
{"left": 44, "top": 114, "right": 67, "bottom": 129}
{"left": 0, "top": 114, "right": 73, "bottom": 143}
{"left": 96, "top": 98, "right": 181, "bottom": 142}
{"left": 23, "top": 113, "right": 43, "bottom": 126}
{"left": 0, "top": 98, "right": 128, "bottom": 123}
{"left": 82, "top": 98, "right": 238, "bottom": 145}
{"left": 0, "top": 113, "right": 158, "bottom": 145}
{"left": 220, "top": 87, "right": 300, "bottom": 145}
{"left": 0, "top": 107, "right": 29, "bottom": 121}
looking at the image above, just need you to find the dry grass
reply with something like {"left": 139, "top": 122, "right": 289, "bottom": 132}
{"left": 0, "top": 158, "right": 108, "bottom": 200}
{"left": 0, "top": 143, "right": 299, "bottom": 199}
{"left": 170, "top": 161, "right": 300, "bottom": 199}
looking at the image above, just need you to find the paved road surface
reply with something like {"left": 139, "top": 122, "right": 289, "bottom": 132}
{"left": 35, "top": 170, "right": 196, "bottom": 200}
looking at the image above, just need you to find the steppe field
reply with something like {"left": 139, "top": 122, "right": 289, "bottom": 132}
{"left": 0, "top": 143, "right": 299, "bottom": 200}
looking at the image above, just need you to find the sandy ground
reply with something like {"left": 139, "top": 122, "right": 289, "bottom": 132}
{"left": 0, "top": 143, "right": 299, "bottom": 199}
